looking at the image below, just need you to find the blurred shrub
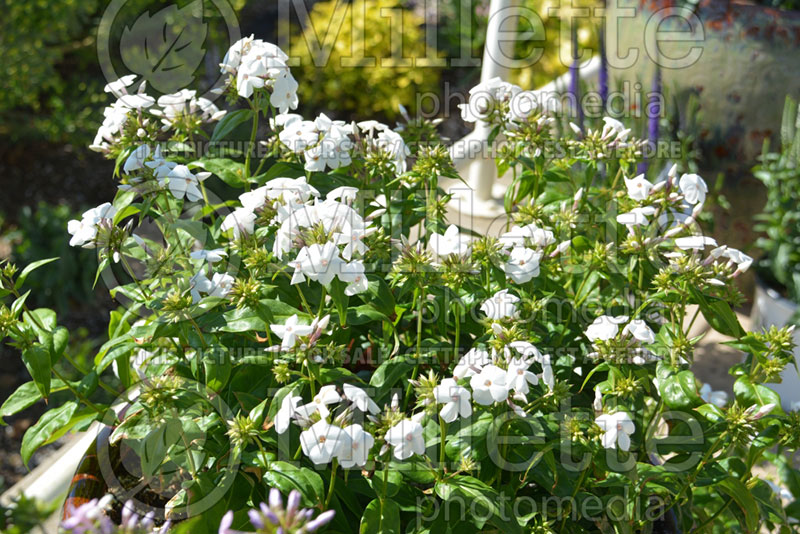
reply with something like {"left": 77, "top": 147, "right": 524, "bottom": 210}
{"left": 512, "top": 0, "right": 600, "bottom": 90}
{"left": 2, "top": 203, "right": 97, "bottom": 315}
{"left": 435, "top": 0, "right": 599, "bottom": 90}
{"left": 754, "top": 96, "right": 800, "bottom": 302}
{"left": 290, "top": 0, "right": 440, "bottom": 119}
{"left": 0, "top": 0, "right": 107, "bottom": 143}
{"left": 0, "top": 0, "right": 246, "bottom": 144}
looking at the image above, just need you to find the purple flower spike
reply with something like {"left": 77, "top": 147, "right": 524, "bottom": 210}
{"left": 598, "top": 25, "right": 608, "bottom": 107}
{"left": 648, "top": 67, "right": 662, "bottom": 145}
{"left": 248, "top": 509, "right": 265, "bottom": 530}
{"left": 640, "top": 66, "right": 662, "bottom": 175}
{"left": 306, "top": 510, "right": 336, "bottom": 532}
{"left": 219, "top": 510, "right": 234, "bottom": 534}
{"left": 263, "top": 508, "right": 280, "bottom": 526}
{"left": 569, "top": 26, "right": 584, "bottom": 129}
{"left": 286, "top": 490, "right": 301, "bottom": 515}
{"left": 269, "top": 488, "right": 283, "bottom": 510}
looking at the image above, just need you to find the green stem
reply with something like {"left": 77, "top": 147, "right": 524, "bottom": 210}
{"left": 324, "top": 458, "right": 338, "bottom": 509}
{"left": 188, "top": 316, "right": 209, "bottom": 349}
{"left": 52, "top": 367, "right": 105, "bottom": 415}
{"left": 244, "top": 99, "right": 259, "bottom": 186}
{"left": 559, "top": 467, "right": 590, "bottom": 532}
{"left": 670, "top": 432, "right": 727, "bottom": 507}
{"left": 439, "top": 418, "right": 447, "bottom": 474}
{"left": 379, "top": 460, "right": 390, "bottom": 530}
{"left": 453, "top": 297, "right": 461, "bottom": 362}
{"left": 62, "top": 352, "right": 118, "bottom": 396}
{"left": 694, "top": 496, "right": 732, "bottom": 531}
{"left": 317, "top": 287, "right": 327, "bottom": 319}
{"left": 305, "top": 360, "right": 317, "bottom": 397}
{"left": 609, "top": 165, "right": 623, "bottom": 190}
{"left": 404, "top": 286, "right": 425, "bottom": 411}
{"left": 295, "top": 283, "right": 311, "bottom": 314}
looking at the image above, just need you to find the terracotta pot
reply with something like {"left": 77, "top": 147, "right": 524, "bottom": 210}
{"left": 606, "top": 0, "right": 800, "bottom": 173}
{"left": 61, "top": 424, "right": 173, "bottom": 525}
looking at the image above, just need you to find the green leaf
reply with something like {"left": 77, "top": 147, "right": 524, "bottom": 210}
{"left": 23, "top": 308, "right": 57, "bottom": 333}
{"left": 210, "top": 108, "right": 254, "bottom": 142}
{"left": 733, "top": 376, "right": 783, "bottom": 415}
{"left": 95, "top": 340, "right": 136, "bottom": 374}
{"left": 15, "top": 257, "right": 59, "bottom": 290}
{"left": 199, "top": 158, "right": 247, "bottom": 188}
{"left": 780, "top": 95, "right": 798, "bottom": 149}
{"left": 434, "top": 475, "right": 521, "bottom": 533}
{"left": 1, "top": 381, "right": 43, "bottom": 422}
{"left": 263, "top": 461, "right": 325, "bottom": 508}
{"left": 51, "top": 326, "right": 69, "bottom": 364}
{"left": 445, "top": 412, "right": 493, "bottom": 461}
{"left": 369, "top": 356, "right": 413, "bottom": 401}
{"left": 218, "top": 307, "right": 267, "bottom": 333}
{"left": 21, "top": 345, "right": 52, "bottom": 398}
{"left": 258, "top": 161, "right": 305, "bottom": 183}
{"left": 204, "top": 353, "right": 232, "bottom": 391}
{"left": 659, "top": 370, "right": 702, "bottom": 411}
{"left": 694, "top": 403, "right": 725, "bottom": 423}
{"left": 688, "top": 286, "right": 745, "bottom": 338}
{"left": 717, "top": 477, "right": 761, "bottom": 532}
{"left": 359, "top": 498, "right": 400, "bottom": 534}
{"left": 366, "top": 278, "right": 396, "bottom": 317}
{"left": 365, "top": 470, "right": 403, "bottom": 498}
{"left": 21, "top": 401, "right": 78, "bottom": 466}
{"left": 329, "top": 278, "right": 350, "bottom": 326}
{"left": 346, "top": 304, "right": 389, "bottom": 326}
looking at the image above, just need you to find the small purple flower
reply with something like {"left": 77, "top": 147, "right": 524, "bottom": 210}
{"left": 639, "top": 67, "right": 662, "bottom": 175}
{"left": 598, "top": 25, "right": 608, "bottom": 107}
{"left": 569, "top": 28, "right": 584, "bottom": 129}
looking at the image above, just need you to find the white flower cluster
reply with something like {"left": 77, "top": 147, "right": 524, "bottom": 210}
{"left": 585, "top": 315, "right": 657, "bottom": 364}
{"left": 355, "top": 120, "right": 410, "bottom": 174}
{"left": 152, "top": 89, "right": 226, "bottom": 127}
{"left": 616, "top": 167, "right": 753, "bottom": 279}
{"left": 218, "top": 178, "right": 374, "bottom": 297}
{"left": 67, "top": 202, "right": 117, "bottom": 248}
{"left": 499, "top": 223, "right": 555, "bottom": 283}
{"left": 277, "top": 113, "right": 354, "bottom": 172}
{"left": 89, "top": 76, "right": 154, "bottom": 153}
{"left": 452, "top": 337, "right": 554, "bottom": 414}
{"left": 459, "top": 77, "right": 551, "bottom": 126}
{"left": 275, "top": 114, "right": 410, "bottom": 175}
{"left": 122, "top": 145, "right": 212, "bottom": 201}
{"left": 220, "top": 35, "right": 298, "bottom": 112}
{"left": 274, "top": 383, "right": 377, "bottom": 467}
{"left": 270, "top": 314, "right": 330, "bottom": 351}
{"left": 89, "top": 77, "right": 224, "bottom": 154}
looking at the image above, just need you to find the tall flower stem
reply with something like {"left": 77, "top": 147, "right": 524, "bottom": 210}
{"left": 439, "top": 418, "right": 447, "bottom": 474}
{"left": 52, "top": 367, "right": 105, "bottom": 415}
{"left": 403, "top": 285, "right": 426, "bottom": 411}
{"left": 324, "top": 459, "right": 338, "bottom": 509}
{"left": 452, "top": 297, "right": 461, "bottom": 362}
{"left": 243, "top": 98, "right": 260, "bottom": 188}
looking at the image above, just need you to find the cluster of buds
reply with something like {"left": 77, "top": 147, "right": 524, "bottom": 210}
{"left": 219, "top": 489, "right": 334, "bottom": 534}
